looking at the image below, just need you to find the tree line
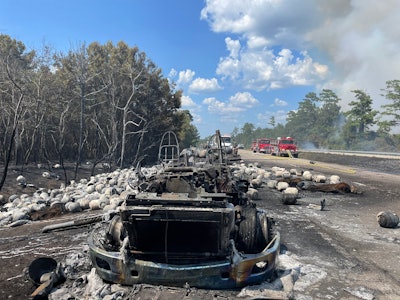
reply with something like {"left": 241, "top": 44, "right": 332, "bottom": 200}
{"left": 0, "top": 34, "right": 199, "bottom": 190}
{"left": 231, "top": 85, "right": 400, "bottom": 151}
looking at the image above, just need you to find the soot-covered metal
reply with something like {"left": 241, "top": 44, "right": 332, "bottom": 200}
{"left": 88, "top": 130, "right": 280, "bottom": 289}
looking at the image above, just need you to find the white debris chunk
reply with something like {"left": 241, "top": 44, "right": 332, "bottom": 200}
{"left": 48, "top": 288, "right": 74, "bottom": 300}
{"left": 329, "top": 175, "right": 341, "bottom": 184}
{"left": 343, "top": 286, "right": 375, "bottom": 300}
{"left": 302, "top": 171, "right": 312, "bottom": 181}
{"left": 16, "top": 175, "right": 27, "bottom": 186}
{"left": 267, "top": 180, "right": 277, "bottom": 189}
{"left": 293, "top": 264, "right": 327, "bottom": 292}
{"left": 312, "top": 174, "right": 326, "bottom": 183}
{"left": 277, "top": 181, "right": 289, "bottom": 191}
{"left": 84, "top": 268, "right": 109, "bottom": 298}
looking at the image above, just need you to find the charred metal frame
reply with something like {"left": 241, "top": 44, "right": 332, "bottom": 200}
{"left": 88, "top": 130, "right": 280, "bottom": 289}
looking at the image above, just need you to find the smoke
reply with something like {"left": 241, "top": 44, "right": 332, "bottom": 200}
{"left": 201, "top": 0, "right": 400, "bottom": 108}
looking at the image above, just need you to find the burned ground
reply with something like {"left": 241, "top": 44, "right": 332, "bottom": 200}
{"left": 1, "top": 152, "right": 400, "bottom": 299}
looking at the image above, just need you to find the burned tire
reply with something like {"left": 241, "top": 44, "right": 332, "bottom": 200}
{"left": 236, "top": 205, "right": 267, "bottom": 253}
{"left": 258, "top": 211, "right": 274, "bottom": 244}
{"left": 105, "top": 215, "right": 127, "bottom": 251}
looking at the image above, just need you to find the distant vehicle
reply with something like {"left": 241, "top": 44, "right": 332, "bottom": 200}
{"left": 220, "top": 134, "right": 233, "bottom": 154}
{"left": 252, "top": 138, "right": 272, "bottom": 153}
{"left": 237, "top": 143, "right": 245, "bottom": 149}
{"left": 207, "top": 133, "right": 240, "bottom": 161}
{"left": 270, "top": 136, "right": 298, "bottom": 158}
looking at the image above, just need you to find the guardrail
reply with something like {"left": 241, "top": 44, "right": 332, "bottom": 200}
{"left": 300, "top": 149, "right": 400, "bottom": 158}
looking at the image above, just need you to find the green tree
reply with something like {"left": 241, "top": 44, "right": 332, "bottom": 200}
{"left": 241, "top": 123, "right": 255, "bottom": 146}
{"left": 341, "top": 121, "right": 358, "bottom": 148}
{"left": 269, "top": 116, "right": 276, "bottom": 128}
{"left": 285, "top": 92, "right": 319, "bottom": 146}
{"left": 176, "top": 110, "right": 200, "bottom": 149}
{"left": 380, "top": 80, "right": 400, "bottom": 131}
{"left": 285, "top": 90, "right": 342, "bottom": 148}
{"left": 316, "top": 89, "right": 342, "bottom": 147}
{"left": 344, "top": 90, "right": 377, "bottom": 135}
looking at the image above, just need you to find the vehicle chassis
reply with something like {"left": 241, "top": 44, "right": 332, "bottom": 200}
{"left": 88, "top": 193, "right": 280, "bottom": 289}
{"left": 88, "top": 131, "right": 280, "bottom": 289}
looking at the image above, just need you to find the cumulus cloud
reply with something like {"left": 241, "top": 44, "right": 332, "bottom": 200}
{"left": 180, "top": 95, "right": 203, "bottom": 125}
{"left": 201, "top": 0, "right": 400, "bottom": 107}
{"left": 181, "top": 95, "right": 197, "bottom": 108}
{"left": 189, "top": 77, "right": 222, "bottom": 93}
{"left": 226, "top": 37, "right": 241, "bottom": 58}
{"left": 230, "top": 91, "right": 259, "bottom": 107}
{"left": 203, "top": 92, "right": 258, "bottom": 116}
{"left": 201, "top": 0, "right": 320, "bottom": 47}
{"left": 177, "top": 69, "right": 196, "bottom": 86}
{"left": 216, "top": 37, "right": 327, "bottom": 90}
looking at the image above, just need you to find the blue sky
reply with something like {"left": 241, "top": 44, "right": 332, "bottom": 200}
{"left": 1, "top": 0, "right": 400, "bottom": 138}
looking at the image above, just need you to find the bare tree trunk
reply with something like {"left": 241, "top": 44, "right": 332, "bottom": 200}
{"left": 74, "top": 83, "right": 85, "bottom": 180}
{"left": 0, "top": 93, "right": 25, "bottom": 190}
{"left": 118, "top": 70, "right": 143, "bottom": 168}
{"left": 0, "top": 127, "right": 17, "bottom": 191}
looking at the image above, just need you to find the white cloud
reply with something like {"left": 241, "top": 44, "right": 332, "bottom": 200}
{"left": 177, "top": 69, "right": 195, "bottom": 86}
{"left": 180, "top": 95, "right": 203, "bottom": 126}
{"left": 216, "top": 55, "right": 241, "bottom": 81}
{"left": 247, "top": 35, "right": 268, "bottom": 49}
{"left": 201, "top": 0, "right": 319, "bottom": 47}
{"left": 229, "top": 92, "right": 258, "bottom": 107}
{"left": 181, "top": 95, "right": 197, "bottom": 108}
{"left": 201, "top": 0, "right": 400, "bottom": 108}
{"left": 204, "top": 97, "right": 243, "bottom": 114}
{"left": 273, "top": 98, "right": 288, "bottom": 107}
{"left": 168, "top": 68, "right": 177, "bottom": 79}
{"left": 189, "top": 77, "right": 222, "bottom": 93}
{"left": 217, "top": 38, "right": 326, "bottom": 90}
{"left": 203, "top": 92, "right": 258, "bottom": 116}
{"left": 225, "top": 37, "right": 240, "bottom": 59}
{"left": 273, "top": 49, "right": 328, "bottom": 86}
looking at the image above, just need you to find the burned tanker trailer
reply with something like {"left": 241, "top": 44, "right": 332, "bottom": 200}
{"left": 88, "top": 131, "right": 280, "bottom": 289}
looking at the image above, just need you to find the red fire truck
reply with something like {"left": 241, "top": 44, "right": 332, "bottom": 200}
{"left": 252, "top": 138, "right": 272, "bottom": 153}
{"left": 270, "top": 137, "right": 298, "bottom": 157}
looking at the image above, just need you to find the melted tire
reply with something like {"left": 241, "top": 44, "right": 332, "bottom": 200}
{"left": 236, "top": 205, "right": 267, "bottom": 253}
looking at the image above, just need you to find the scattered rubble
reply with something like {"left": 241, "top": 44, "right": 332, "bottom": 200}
{"left": 1, "top": 142, "right": 379, "bottom": 299}
{"left": 1, "top": 157, "right": 362, "bottom": 230}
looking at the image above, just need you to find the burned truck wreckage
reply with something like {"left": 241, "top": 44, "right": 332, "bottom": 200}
{"left": 88, "top": 131, "right": 280, "bottom": 289}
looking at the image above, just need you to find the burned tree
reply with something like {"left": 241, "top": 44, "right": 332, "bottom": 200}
{"left": 0, "top": 35, "right": 35, "bottom": 191}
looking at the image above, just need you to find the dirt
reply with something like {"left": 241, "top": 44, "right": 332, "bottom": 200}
{"left": 1, "top": 152, "right": 400, "bottom": 299}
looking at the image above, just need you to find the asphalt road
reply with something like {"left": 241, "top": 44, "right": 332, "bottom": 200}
{"left": 239, "top": 149, "right": 400, "bottom": 299}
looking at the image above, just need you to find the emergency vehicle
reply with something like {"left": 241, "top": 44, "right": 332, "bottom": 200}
{"left": 252, "top": 138, "right": 272, "bottom": 153}
{"left": 270, "top": 137, "right": 298, "bottom": 157}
